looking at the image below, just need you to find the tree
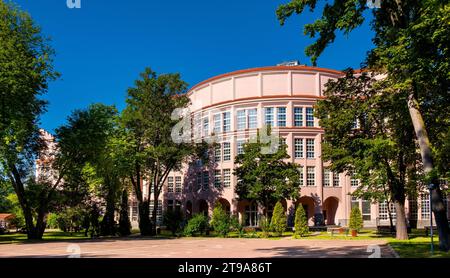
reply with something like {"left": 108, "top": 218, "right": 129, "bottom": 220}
{"left": 121, "top": 67, "right": 203, "bottom": 236}
{"left": 210, "top": 203, "right": 231, "bottom": 237}
{"left": 234, "top": 131, "right": 301, "bottom": 218}
{"left": 0, "top": 1, "right": 58, "bottom": 239}
{"left": 349, "top": 207, "right": 363, "bottom": 232}
{"left": 118, "top": 189, "right": 132, "bottom": 236}
{"left": 56, "top": 104, "right": 124, "bottom": 237}
{"left": 315, "top": 70, "right": 417, "bottom": 239}
{"left": 183, "top": 214, "right": 209, "bottom": 237}
{"left": 270, "top": 201, "right": 287, "bottom": 237}
{"left": 163, "top": 209, "right": 184, "bottom": 236}
{"left": 294, "top": 205, "right": 309, "bottom": 237}
{"left": 277, "top": 0, "right": 450, "bottom": 250}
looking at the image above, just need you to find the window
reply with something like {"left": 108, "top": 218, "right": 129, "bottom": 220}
{"left": 202, "top": 117, "right": 209, "bottom": 137}
{"left": 167, "top": 177, "right": 174, "bottom": 193}
{"left": 245, "top": 202, "right": 258, "bottom": 227}
{"left": 175, "top": 176, "right": 182, "bottom": 193}
{"left": 306, "top": 139, "right": 315, "bottom": 158}
{"left": 213, "top": 114, "right": 221, "bottom": 134}
{"left": 248, "top": 109, "right": 258, "bottom": 128}
{"left": 223, "top": 112, "right": 231, "bottom": 132}
{"left": 202, "top": 171, "right": 209, "bottom": 190}
{"left": 379, "top": 201, "right": 396, "bottom": 221}
{"left": 294, "top": 107, "right": 303, "bottom": 126}
{"left": 350, "top": 171, "right": 359, "bottom": 187}
{"left": 264, "top": 107, "right": 274, "bottom": 127}
{"left": 279, "top": 137, "right": 286, "bottom": 151}
{"left": 223, "top": 169, "right": 231, "bottom": 187}
{"left": 223, "top": 142, "right": 231, "bottom": 161}
{"left": 237, "top": 140, "right": 245, "bottom": 155}
{"left": 306, "top": 166, "right": 315, "bottom": 186}
{"left": 214, "top": 170, "right": 222, "bottom": 188}
{"left": 277, "top": 107, "right": 286, "bottom": 127}
{"left": 306, "top": 107, "right": 314, "bottom": 127}
{"left": 294, "top": 138, "right": 303, "bottom": 159}
{"left": 298, "top": 166, "right": 304, "bottom": 187}
{"left": 421, "top": 194, "right": 430, "bottom": 220}
{"left": 214, "top": 144, "right": 221, "bottom": 162}
{"left": 167, "top": 200, "right": 174, "bottom": 212}
{"left": 131, "top": 201, "right": 138, "bottom": 222}
{"left": 150, "top": 200, "right": 163, "bottom": 224}
{"left": 362, "top": 199, "right": 371, "bottom": 221}
{"left": 409, "top": 199, "right": 418, "bottom": 221}
{"left": 352, "top": 118, "right": 360, "bottom": 129}
{"left": 196, "top": 172, "right": 202, "bottom": 191}
{"left": 333, "top": 172, "right": 340, "bottom": 187}
{"left": 237, "top": 110, "right": 246, "bottom": 130}
{"left": 323, "top": 168, "right": 331, "bottom": 187}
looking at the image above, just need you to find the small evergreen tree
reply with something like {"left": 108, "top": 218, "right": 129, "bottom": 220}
{"left": 163, "top": 209, "right": 184, "bottom": 236}
{"left": 118, "top": 189, "right": 132, "bottom": 236}
{"left": 210, "top": 203, "right": 231, "bottom": 237}
{"left": 294, "top": 205, "right": 309, "bottom": 237}
{"left": 259, "top": 216, "right": 271, "bottom": 238}
{"left": 270, "top": 201, "right": 287, "bottom": 237}
{"left": 349, "top": 207, "right": 363, "bottom": 232}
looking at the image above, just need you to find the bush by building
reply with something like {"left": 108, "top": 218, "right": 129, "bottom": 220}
{"left": 183, "top": 213, "right": 209, "bottom": 236}
{"left": 270, "top": 201, "right": 287, "bottom": 237}
{"left": 294, "top": 205, "right": 309, "bottom": 237}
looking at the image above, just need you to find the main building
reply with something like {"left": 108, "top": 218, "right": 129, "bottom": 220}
{"left": 129, "top": 64, "right": 448, "bottom": 229}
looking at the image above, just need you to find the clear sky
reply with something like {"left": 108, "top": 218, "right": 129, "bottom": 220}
{"left": 14, "top": 0, "right": 374, "bottom": 132}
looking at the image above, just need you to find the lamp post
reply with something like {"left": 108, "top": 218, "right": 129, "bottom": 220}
{"left": 428, "top": 183, "right": 436, "bottom": 255}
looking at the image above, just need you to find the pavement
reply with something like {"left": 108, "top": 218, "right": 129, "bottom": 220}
{"left": 0, "top": 237, "right": 397, "bottom": 258}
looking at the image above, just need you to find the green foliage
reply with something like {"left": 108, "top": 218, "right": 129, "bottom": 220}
{"left": 270, "top": 201, "right": 287, "bottom": 237}
{"left": 46, "top": 213, "right": 59, "bottom": 229}
{"left": 210, "top": 203, "right": 231, "bottom": 237}
{"left": 121, "top": 67, "right": 206, "bottom": 235}
{"left": 183, "top": 214, "right": 209, "bottom": 237}
{"left": 294, "top": 205, "right": 309, "bottom": 237}
{"left": 55, "top": 207, "right": 85, "bottom": 233}
{"left": 5, "top": 194, "right": 25, "bottom": 229}
{"left": 349, "top": 206, "right": 363, "bottom": 231}
{"left": 259, "top": 216, "right": 271, "bottom": 238}
{"left": 230, "top": 216, "right": 245, "bottom": 238}
{"left": 234, "top": 131, "right": 301, "bottom": 213}
{"left": 0, "top": 0, "right": 58, "bottom": 239}
{"left": 163, "top": 209, "right": 184, "bottom": 236}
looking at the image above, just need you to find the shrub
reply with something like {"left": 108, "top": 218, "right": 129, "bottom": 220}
{"left": 270, "top": 201, "right": 287, "bottom": 237}
{"left": 294, "top": 205, "right": 309, "bottom": 237}
{"left": 163, "top": 209, "right": 184, "bottom": 236}
{"left": 210, "top": 203, "right": 231, "bottom": 237}
{"left": 259, "top": 216, "right": 271, "bottom": 238}
{"left": 183, "top": 214, "right": 209, "bottom": 236}
{"left": 349, "top": 206, "right": 363, "bottom": 231}
{"left": 230, "top": 216, "right": 245, "bottom": 238}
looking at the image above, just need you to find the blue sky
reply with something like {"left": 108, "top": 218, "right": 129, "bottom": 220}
{"left": 14, "top": 0, "right": 374, "bottom": 132}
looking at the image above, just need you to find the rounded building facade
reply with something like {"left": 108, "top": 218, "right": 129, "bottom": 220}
{"left": 130, "top": 65, "right": 447, "bottom": 229}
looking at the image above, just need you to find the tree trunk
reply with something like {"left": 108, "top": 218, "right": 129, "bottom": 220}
{"left": 407, "top": 94, "right": 449, "bottom": 251}
{"left": 100, "top": 177, "right": 117, "bottom": 236}
{"left": 394, "top": 201, "right": 408, "bottom": 240}
{"left": 118, "top": 189, "right": 131, "bottom": 236}
{"left": 138, "top": 201, "right": 151, "bottom": 236}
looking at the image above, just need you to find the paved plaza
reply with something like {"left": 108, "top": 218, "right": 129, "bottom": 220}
{"left": 0, "top": 237, "right": 396, "bottom": 258}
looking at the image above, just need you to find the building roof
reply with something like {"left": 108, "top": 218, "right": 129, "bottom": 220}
{"left": 188, "top": 65, "right": 345, "bottom": 93}
{"left": 0, "top": 213, "right": 15, "bottom": 220}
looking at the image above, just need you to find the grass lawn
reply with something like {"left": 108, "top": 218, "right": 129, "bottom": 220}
{"left": 0, "top": 231, "right": 89, "bottom": 244}
{"left": 389, "top": 236, "right": 450, "bottom": 258}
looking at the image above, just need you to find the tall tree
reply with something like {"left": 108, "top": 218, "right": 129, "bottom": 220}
{"left": 277, "top": 0, "right": 450, "bottom": 250}
{"left": 122, "top": 68, "right": 201, "bottom": 235}
{"left": 56, "top": 104, "right": 127, "bottom": 237}
{"left": 234, "top": 132, "right": 301, "bottom": 218}
{"left": 0, "top": 1, "right": 58, "bottom": 239}
{"left": 316, "top": 69, "right": 418, "bottom": 239}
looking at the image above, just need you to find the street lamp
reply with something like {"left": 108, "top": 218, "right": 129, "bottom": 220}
{"left": 428, "top": 183, "right": 436, "bottom": 255}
